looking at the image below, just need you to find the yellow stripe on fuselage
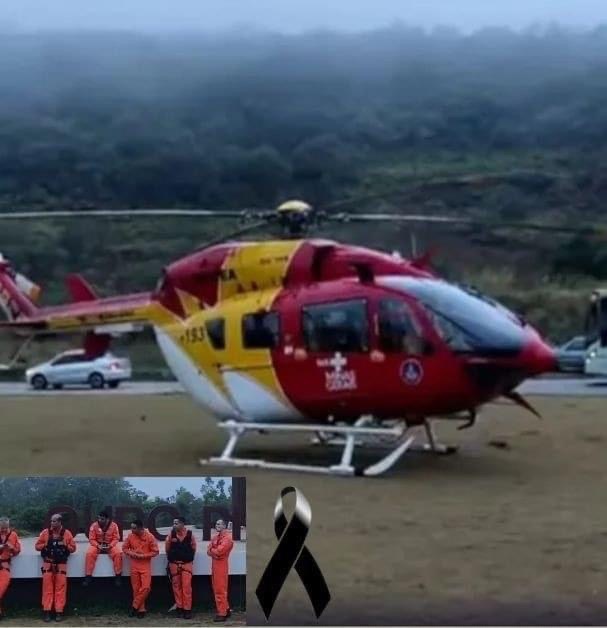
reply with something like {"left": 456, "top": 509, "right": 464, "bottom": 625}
{"left": 219, "top": 287, "right": 285, "bottom": 400}
{"left": 158, "top": 241, "right": 304, "bottom": 411}
{"left": 217, "top": 240, "right": 302, "bottom": 302}
{"left": 174, "top": 287, "right": 203, "bottom": 317}
{"left": 157, "top": 287, "right": 289, "bottom": 409}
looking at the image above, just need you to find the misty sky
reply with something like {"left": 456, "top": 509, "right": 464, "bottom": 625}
{"left": 1, "top": 0, "right": 607, "bottom": 33}
{"left": 124, "top": 476, "right": 231, "bottom": 500}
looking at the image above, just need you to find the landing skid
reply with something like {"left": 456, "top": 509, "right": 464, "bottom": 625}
{"left": 311, "top": 418, "right": 457, "bottom": 455}
{"left": 200, "top": 417, "right": 456, "bottom": 477}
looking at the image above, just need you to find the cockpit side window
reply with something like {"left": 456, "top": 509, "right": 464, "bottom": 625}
{"left": 205, "top": 318, "right": 225, "bottom": 350}
{"left": 302, "top": 299, "right": 369, "bottom": 353}
{"left": 377, "top": 298, "right": 425, "bottom": 354}
{"left": 242, "top": 311, "right": 280, "bottom": 349}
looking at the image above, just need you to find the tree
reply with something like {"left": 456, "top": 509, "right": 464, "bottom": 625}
{"left": 200, "top": 477, "right": 230, "bottom": 507}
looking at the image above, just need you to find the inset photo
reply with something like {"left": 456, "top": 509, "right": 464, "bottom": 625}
{"left": 0, "top": 476, "right": 246, "bottom": 626}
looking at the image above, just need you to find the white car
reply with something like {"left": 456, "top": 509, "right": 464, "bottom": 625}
{"left": 556, "top": 335, "right": 587, "bottom": 373}
{"left": 25, "top": 350, "right": 132, "bottom": 390}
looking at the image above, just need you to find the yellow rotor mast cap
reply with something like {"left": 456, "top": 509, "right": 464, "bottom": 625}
{"left": 276, "top": 200, "right": 313, "bottom": 214}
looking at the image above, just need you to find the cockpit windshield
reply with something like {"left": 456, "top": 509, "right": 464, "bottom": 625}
{"left": 379, "top": 277, "right": 527, "bottom": 356}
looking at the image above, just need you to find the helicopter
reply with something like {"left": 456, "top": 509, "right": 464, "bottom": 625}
{"left": 0, "top": 189, "right": 603, "bottom": 477}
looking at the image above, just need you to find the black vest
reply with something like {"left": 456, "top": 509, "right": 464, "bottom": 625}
{"left": 167, "top": 529, "right": 194, "bottom": 563}
{"left": 42, "top": 528, "right": 70, "bottom": 564}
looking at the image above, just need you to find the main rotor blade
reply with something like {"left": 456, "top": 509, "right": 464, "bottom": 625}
{"left": 322, "top": 170, "right": 567, "bottom": 210}
{"left": 327, "top": 212, "right": 607, "bottom": 236}
{"left": 195, "top": 219, "right": 270, "bottom": 251}
{"left": 0, "top": 208, "right": 271, "bottom": 219}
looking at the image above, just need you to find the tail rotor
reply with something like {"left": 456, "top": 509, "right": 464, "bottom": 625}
{"left": 0, "top": 253, "right": 40, "bottom": 320}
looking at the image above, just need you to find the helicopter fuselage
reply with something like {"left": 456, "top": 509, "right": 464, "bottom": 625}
{"left": 148, "top": 239, "right": 555, "bottom": 424}
{"left": 0, "top": 238, "right": 555, "bottom": 425}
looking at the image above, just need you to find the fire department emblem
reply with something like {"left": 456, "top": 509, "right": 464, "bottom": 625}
{"left": 400, "top": 359, "right": 423, "bottom": 385}
{"left": 317, "top": 352, "right": 357, "bottom": 391}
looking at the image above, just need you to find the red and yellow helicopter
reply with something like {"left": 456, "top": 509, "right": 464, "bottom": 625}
{"left": 0, "top": 195, "right": 596, "bottom": 476}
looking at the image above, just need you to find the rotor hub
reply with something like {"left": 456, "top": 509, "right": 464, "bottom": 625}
{"left": 275, "top": 199, "right": 315, "bottom": 237}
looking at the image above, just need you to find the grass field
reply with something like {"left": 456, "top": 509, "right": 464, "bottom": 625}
{"left": 3, "top": 393, "right": 607, "bottom": 624}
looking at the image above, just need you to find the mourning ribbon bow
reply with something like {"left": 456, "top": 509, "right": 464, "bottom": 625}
{"left": 255, "top": 486, "right": 331, "bottom": 619}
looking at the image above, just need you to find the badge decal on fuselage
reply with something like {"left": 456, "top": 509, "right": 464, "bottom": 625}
{"left": 400, "top": 358, "right": 423, "bottom": 385}
{"left": 317, "top": 352, "right": 357, "bottom": 391}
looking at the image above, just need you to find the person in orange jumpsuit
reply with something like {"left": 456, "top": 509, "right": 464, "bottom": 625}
{"left": 83, "top": 510, "right": 122, "bottom": 587}
{"left": 166, "top": 516, "right": 197, "bottom": 619}
{"left": 35, "top": 514, "right": 76, "bottom": 623}
{"left": 122, "top": 519, "right": 159, "bottom": 618}
{"left": 207, "top": 519, "right": 234, "bottom": 622}
{"left": 0, "top": 517, "right": 21, "bottom": 620}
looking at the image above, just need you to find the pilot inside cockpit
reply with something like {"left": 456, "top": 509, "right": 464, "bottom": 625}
{"left": 378, "top": 299, "right": 424, "bottom": 355}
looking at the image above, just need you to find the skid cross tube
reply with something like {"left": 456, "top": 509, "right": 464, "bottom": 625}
{"left": 200, "top": 419, "right": 436, "bottom": 477}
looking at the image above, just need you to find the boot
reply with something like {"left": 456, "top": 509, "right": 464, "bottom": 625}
{"left": 137, "top": 611, "right": 146, "bottom": 619}
{"left": 213, "top": 615, "right": 227, "bottom": 622}
{"left": 82, "top": 575, "right": 92, "bottom": 587}
{"left": 183, "top": 610, "right": 192, "bottom": 620}
{"left": 43, "top": 611, "right": 52, "bottom": 623}
{"left": 128, "top": 607, "right": 137, "bottom": 617}
{"left": 114, "top": 575, "right": 122, "bottom": 587}
{"left": 55, "top": 613, "right": 64, "bottom": 622}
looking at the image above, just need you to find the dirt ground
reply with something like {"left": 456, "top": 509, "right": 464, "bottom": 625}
{"left": 3, "top": 393, "right": 607, "bottom": 624}
{"left": 0, "top": 610, "right": 246, "bottom": 626}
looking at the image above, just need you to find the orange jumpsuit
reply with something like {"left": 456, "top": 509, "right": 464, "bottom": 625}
{"left": 165, "top": 530, "right": 197, "bottom": 612}
{"left": 35, "top": 528, "right": 76, "bottom": 613}
{"left": 0, "top": 530, "right": 21, "bottom": 613}
{"left": 85, "top": 521, "right": 122, "bottom": 576}
{"left": 207, "top": 531, "right": 234, "bottom": 617}
{"left": 122, "top": 530, "right": 159, "bottom": 612}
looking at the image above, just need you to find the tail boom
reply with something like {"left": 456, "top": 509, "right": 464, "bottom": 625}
{"left": 1, "top": 292, "right": 154, "bottom": 333}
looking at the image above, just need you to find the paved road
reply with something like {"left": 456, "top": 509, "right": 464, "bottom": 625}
{"left": 1, "top": 376, "right": 607, "bottom": 397}
{"left": 518, "top": 376, "right": 607, "bottom": 396}
{"left": 0, "top": 381, "right": 183, "bottom": 396}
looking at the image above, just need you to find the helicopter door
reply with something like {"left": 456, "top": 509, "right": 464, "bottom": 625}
{"left": 367, "top": 295, "right": 451, "bottom": 414}
{"left": 289, "top": 298, "right": 372, "bottom": 416}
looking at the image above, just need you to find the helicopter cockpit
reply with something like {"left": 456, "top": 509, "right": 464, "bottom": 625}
{"left": 379, "top": 276, "right": 527, "bottom": 357}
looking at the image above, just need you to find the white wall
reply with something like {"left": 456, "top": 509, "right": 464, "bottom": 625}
{"left": 10, "top": 538, "right": 246, "bottom": 579}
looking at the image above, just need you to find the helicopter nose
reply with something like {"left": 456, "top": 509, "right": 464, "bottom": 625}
{"left": 519, "top": 335, "right": 558, "bottom": 376}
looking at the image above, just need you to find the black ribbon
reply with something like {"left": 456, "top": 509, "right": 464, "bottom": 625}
{"left": 255, "top": 486, "right": 331, "bottom": 620}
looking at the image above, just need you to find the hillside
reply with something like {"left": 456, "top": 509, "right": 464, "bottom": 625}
{"left": 2, "top": 25, "right": 607, "bottom": 349}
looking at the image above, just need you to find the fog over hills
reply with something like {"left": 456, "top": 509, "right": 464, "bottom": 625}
{"left": 1, "top": 0, "right": 607, "bottom": 34}
{"left": 0, "top": 4, "right": 606, "bottom": 340}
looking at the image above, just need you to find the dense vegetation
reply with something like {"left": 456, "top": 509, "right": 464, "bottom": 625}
{"left": 0, "top": 476, "right": 231, "bottom": 535}
{"left": 2, "top": 24, "right": 607, "bottom": 359}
